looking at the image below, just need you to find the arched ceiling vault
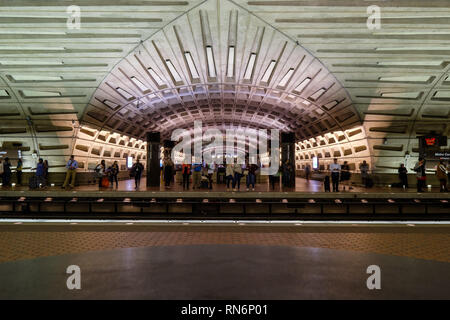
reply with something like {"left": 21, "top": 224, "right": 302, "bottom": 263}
{"left": 0, "top": 0, "right": 448, "bottom": 173}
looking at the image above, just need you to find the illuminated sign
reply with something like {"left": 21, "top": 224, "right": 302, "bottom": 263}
{"left": 425, "top": 137, "right": 436, "bottom": 146}
{"left": 127, "top": 156, "right": 133, "bottom": 169}
{"left": 312, "top": 156, "right": 319, "bottom": 170}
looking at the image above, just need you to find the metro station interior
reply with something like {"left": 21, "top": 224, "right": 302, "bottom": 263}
{"left": 0, "top": 0, "right": 449, "bottom": 300}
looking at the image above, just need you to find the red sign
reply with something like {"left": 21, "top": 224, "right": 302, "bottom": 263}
{"left": 425, "top": 137, "right": 436, "bottom": 146}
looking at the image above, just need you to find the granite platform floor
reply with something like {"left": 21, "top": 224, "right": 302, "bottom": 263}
{"left": 0, "top": 223, "right": 449, "bottom": 299}
{"left": 0, "top": 244, "right": 449, "bottom": 299}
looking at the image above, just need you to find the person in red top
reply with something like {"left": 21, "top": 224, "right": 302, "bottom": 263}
{"left": 182, "top": 163, "right": 191, "bottom": 190}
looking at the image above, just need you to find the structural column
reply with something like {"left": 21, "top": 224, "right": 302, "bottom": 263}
{"left": 146, "top": 132, "right": 161, "bottom": 187}
{"left": 281, "top": 132, "right": 296, "bottom": 188}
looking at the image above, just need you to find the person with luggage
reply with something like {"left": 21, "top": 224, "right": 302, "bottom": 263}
{"left": 340, "top": 161, "right": 352, "bottom": 191}
{"left": 94, "top": 160, "right": 108, "bottom": 189}
{"left": 436, "top": 160, "right": 448, "bottom": 192}
{"left": 398, "top": 164, "right": 408, "bottom": 189}
{"left": 330, "top": 158, "right": 341, "bottom": 192}
{"left": 2, "top": 157, "right": 12, "bottom": 187}
{"left": 414, "top": 157, "right": 427, "bottom": 193}
{"left": 62, "top": 155, "right": 78, "bottom": 189}
{"left": 109, "top": 161, "right": 119, "bottom": 189}
{"left": 131, "top": 160, "right": 144, "bottom": 190}
{"left": 359, "top": 160, "right": 370, "bottom": 188}
{"left": 15, "top": 159, "right": 23, "bottom": 186}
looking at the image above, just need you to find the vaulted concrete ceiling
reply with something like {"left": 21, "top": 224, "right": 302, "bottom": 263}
{"left": 0, "top": 0, "right": 449, "bottom": 173}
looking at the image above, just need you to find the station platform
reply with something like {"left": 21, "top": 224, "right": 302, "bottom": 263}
{"left": 0, "top": 178, "right": 448, "bottom": 220}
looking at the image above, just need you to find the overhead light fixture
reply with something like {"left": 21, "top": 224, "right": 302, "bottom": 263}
{"left": 227, "top": 46, "right": 235, "bottom": 78}
{"left": 309, "top": 88, "right": 326, "bottom": 101}
{"left": 147, "top": 68, "right": 165, "bottom": 87}
{"left": 206, "top": 46, "right": 216, "bottom": 78}
{"left": 261, "top": 60, "right": 276, "bottom": 83}
{"left": 116, "top": 87, "right": 134, "bottom": 100}
{"left": 278, "top": 68, "right": 294, "bottom": 87}
{"left": 165, "top": 59, "right": 182, "bottom": 82}
{"left": 102, "top": 99, "right": 119, "bottom": 110}
{"left": 130, "top": 76, "right": 149, "bottom": 92}
{"left": 243, "top": 53, "right": 257, "bottom": 80}
{"left": 184, "top": 52, "right": 200, "bottom": 79}
{"left": 293, "top": 77, "right": 311, "bottom": 93}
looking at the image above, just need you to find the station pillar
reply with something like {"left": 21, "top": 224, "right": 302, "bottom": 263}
{"left": 281, "top": 132, "right": 296, "bottom": 188}
{"left": 146, "top": 132, "right": 161, "bottom": 187}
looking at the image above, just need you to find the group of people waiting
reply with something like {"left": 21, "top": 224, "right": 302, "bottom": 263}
{"left": 323, "top": 158, "right": 369, "bottom": 192}
{"left": 171, "top": 162, "right": 260, "bottom": 191}
{"left": 93, "top": 159, "right": 144, "bottom": 190}
{"left": 411, "top": 158, "right": 450, "bottom": 193}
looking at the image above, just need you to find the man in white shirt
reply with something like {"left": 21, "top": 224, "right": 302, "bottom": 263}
{"left": 329, "top": 158, "right": 341, "bottom": 192}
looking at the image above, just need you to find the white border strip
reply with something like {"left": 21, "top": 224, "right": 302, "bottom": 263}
{"left": 0, "top": 219, "right": 449, "bottom": 225}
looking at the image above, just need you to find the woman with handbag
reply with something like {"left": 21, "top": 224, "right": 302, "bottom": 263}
{"left": 95, "top": 160, "right": 108, "bottom": 189}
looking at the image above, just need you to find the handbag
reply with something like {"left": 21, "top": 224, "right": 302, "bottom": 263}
{"left": 101, "top": 177, "right": 110, "bottom": 188}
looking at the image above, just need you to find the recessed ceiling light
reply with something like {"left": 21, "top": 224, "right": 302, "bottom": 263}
{"left": 206, "top": 46, "right": 216, "bottom": 78}
{"left": 147, "top": 68, "right": 164, "bottom": 87}
{"left": 309, "top": 88, "right": 326, "bottom": 101}
{"left": 293, "top": 77, "right": 311, "bottom": 93}
{"left": 116, "top": 87, "right": 134, "bottom": 100}
{"left": 261, "top": 60, "right": 276, "bottom": 83}
{"left": 278, "top": 68, "right": 294, "bottom": 87}
{"left": 184, "top": 52, "right": 200, "bottom": 79}
{"left": 130, "top": 76, "right": 149, "bottom": 92}
{"left": 165, "top": 59, "right": 182, "bottom": 82}
{"left": 243, "top": 53, "right": 256, "bottom": 80}
{"left": 227, "top": 46, "right": 235, "bottom": 78}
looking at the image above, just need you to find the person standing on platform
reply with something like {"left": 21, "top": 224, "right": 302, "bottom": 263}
{"left": 207, "top": 163, "right": 215, "bottom": 190}
{"left": 359, "top": 160, "right": 370, "bottom": 187}
{"left": 35, "top": 158, "right": 45, "bottom": 188}
{"left": 414, "top": 157, "right": 427, "bottom": 192}
{"left": 436, "top": 160, "right": 448, "bottom": 192}
{"left": 232, "top": 163, "right": 243, "bottom": 191}
{"left": 305, "top": 164, "right": 311, "bottom": 181}
{"left": 246, "top": 163, "right": 258, "bottom": 191}
{"left": 15, "top": 159, "right": 23, "bottom": 186}
{"left": 340, "top": 161, "right": 351, "bottom": 191}
{"left": 163, "top": 157, "right": 174, "bottom": 188}
{"left": 95, "top": 160, "right": 107, "bottom": 189}
{"left": 182, "top": 162, "right": 191, "bottom": 190}
{"left": 131, "top": 159, "right": 144, "bottom": 190}
{"left": 62, "top": 155, "right": 78, "bottom": 189}
{"left": 398, "top": 164, "right": 408, "bottom": 189}
{"left": 330, "top": 158, "right": 341, "bottom": 192}
{"left": 226, "top": 163, "right": 234, "bottom": 191}
{"left": 109, "top": 161, "right": 119, "bottom": 189}
{"left": 2, "top": 157, "right": 12, "bottom": 187}
{"left": 192, "top": 162, "right": 202, "bottom": 189}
